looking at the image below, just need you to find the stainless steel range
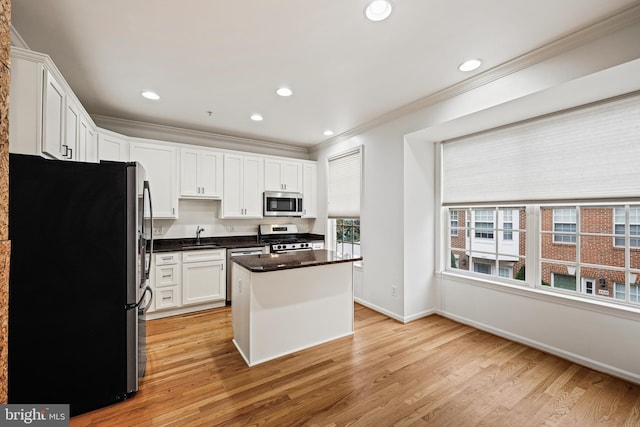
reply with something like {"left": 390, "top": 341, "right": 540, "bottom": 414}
{"left": 259, "top": 224, "right": 324, "bottom": 253}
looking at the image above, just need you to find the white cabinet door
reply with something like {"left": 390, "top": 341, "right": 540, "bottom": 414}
{"left": 180, "top": 148, "right": 223, "bottom": 198}
{"left": 200, "top": 150, "right": 223, "bottom": 198}
{"left": 302, "top": 162, "right": 318, "bottom": 218}
{"left": 182, "top": 260, "right": 226, "bottom": 305}
{"left": 79, "top": 115, "right": 98, "bottom": 163}
{"left": 223, "top": 154, "right": 264, "bottom": 218}
{"left": 41, "top": 69, "right": 65, "bottom": 160}
{"left": 97, "top": 132, "right": 129, "bottom": 161}
{"left": 63, "top": 97, "right": 80, "bottom": 161}
{"left": 264, "top": 159, "right": 302, "bottom": 192}
{"left": 130, "top": 141, "right": 178, "bottom": 218}
{"left": 243, "top": 155, "right": 264, "bottom": 217}
{"left": 180, "top": 149, "right": 200, "bottom": 197}
{"left": 223, "top": 153, "right": 243, "bottom": 217}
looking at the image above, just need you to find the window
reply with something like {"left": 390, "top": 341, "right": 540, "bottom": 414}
{"left": 615, "top": 282, "right": 640, "bottom": 303}
{"left": 614, "top": 207, "right": 640, "bottom": 248}
{"left": 540, "top": 204, "right": 640, "bottom": 305}
{"left": 474, "top": 210, "right": 494, "bottom": 239}
{"left": 446, "top": 203, "right": 640, "bottom": 307}
{"left": 552, "top": 273, "right": 576, "bottom": 291}
{"left": 335, "top": 219, "right": 360, "bottom": 258}
{"left": 503, "top": 210, "right": 513, "bottom": 240}
{"left": 450, "top": 210, "right": 458, "bottom": 236}
{"left": 553, "top": 208, "right": 576, "bottom": 244}
{"left": 327, "top": 147, "right": 362, "bottom": 259}
{"left": 446, "top": 206, "right": 526, "bottom": 282}
{"left": 474, "top": 263, "right": 491, "bottom": 275}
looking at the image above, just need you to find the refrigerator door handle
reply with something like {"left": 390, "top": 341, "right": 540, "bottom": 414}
{"left": 127, "top": 286, "right": 153, "bottom": 311}
{"left": 144, "top": 180, "right": 154, "bottom": 281}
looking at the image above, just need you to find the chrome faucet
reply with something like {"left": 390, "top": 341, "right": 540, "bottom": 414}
{"left": 196, "top": 225, "right": 205, "bottom": 245}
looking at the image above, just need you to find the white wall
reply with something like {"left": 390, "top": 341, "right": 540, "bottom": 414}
{"left": 311, "top": 12, "right": 640, "bottom": 382}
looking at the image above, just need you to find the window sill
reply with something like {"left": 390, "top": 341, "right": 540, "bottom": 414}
{"left": 437, "top": 270, "right": 640, "bottom": 322}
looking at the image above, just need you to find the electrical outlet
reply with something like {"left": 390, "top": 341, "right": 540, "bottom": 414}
{"left": 153, "top": 226, "right": 163, "bottom": 235}
{"left": 229, "top": 225, "right": 236, "bottom": 232}
{"left": 392, "top": 285, "right": 397, "bottom": 297}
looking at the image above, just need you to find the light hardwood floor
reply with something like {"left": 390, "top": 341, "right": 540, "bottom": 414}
{"left": 71, "top": 304, "right": 640, "bottom": 426}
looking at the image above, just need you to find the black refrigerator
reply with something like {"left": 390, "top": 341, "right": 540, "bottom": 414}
{"left": 8, "top": 153, "right": 153, "bottom": 416}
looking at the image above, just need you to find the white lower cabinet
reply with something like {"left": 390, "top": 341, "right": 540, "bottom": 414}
{"left": 148, "top": 249, "right": 226, "bottom": 319}
{"left": 150, "top": 252, "right": 181, "bottom": 313}
{"left": 182, "top": 249, "right": 226, "bottom": 306}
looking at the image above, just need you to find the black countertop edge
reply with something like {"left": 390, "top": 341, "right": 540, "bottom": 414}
{"left": 231, "top": 249, "right": 362, "bottom": 273}
{"left": 152, "top": 233, "right": 325, "bottom": 253}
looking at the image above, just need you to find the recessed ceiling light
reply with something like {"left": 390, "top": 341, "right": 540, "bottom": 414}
{"left": 250, "top": 113, "right": 264, "bottom": 121}
{"left": 458, "top": 59, "right": 482, "bottom": 72}
{"left": 365, "top": 0, "right": 393, "bottom": 22}
{"left": 141, "top": 91, "right": 160, "bottom": 100}
{"left": 323, "top": 130, "right": 334, "bottom": 136}
{"left": 276, "top": 87, "right": 293, "bottom": 97}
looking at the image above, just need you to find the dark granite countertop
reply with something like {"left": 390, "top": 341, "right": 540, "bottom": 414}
{"left": 231, "top": 250, "right": 362, "bottom": 272}
{"left": 152, "top": 233, "right": 325, "bottom": 253}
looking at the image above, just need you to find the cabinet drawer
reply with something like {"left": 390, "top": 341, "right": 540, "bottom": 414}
{"left": 155, "top": 252, "right": 180, "bottom": 265}
{"left": 155, "top": 286, "right": 180, "bottom": 310}
{"left": 183, "top": 249, "right": 226, "bottom": 263}
{"left": 155, "top": 264, "right": 179, "bottom": 287}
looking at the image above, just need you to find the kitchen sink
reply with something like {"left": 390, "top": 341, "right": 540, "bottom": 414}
{"left": 181, "top": 244, "right": 218, "bottom": 250}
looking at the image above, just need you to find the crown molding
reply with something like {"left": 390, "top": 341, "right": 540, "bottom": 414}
{"left": 92, "top": 115, "right": 311, "bottom": 157}
{"left": 10, "top": 25, "right": 29, "bottom": 50}
{"left": 311, "top": 3, "right": 640, "bottom": 154}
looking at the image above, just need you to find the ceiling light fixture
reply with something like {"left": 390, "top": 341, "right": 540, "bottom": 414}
{"left": 276, "top": 87, "right": 293, "bottom": 97}
{"left": 458, "top": 59, "right": 482, "bottom": 72}
{"left": 250, "top": 113, "right": 264, "bottom": 121}
{"left": 323, "top": 130, "right": 334, "bottom": 136}
{"left": 141, "top": 91, "right": 160, "bottom": 100}
{"left": 365, "top": 0, "right": 393, "bottom": 22}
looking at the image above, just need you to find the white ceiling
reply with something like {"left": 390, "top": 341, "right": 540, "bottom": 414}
{"left": 10, "top": 0, "right": 640, "bottom": 148}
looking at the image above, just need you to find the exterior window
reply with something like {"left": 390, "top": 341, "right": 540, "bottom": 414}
{"left": 503, "top": 210, "right": 513, "bottom": 241}
{"left": 446, "top": 206, "right": 526, "bottom": 282}
{"left": 614, "top": 207, "right": 640, "bottom": 248}
{"left": 450, "top": 210, "right": 458, "bottom": 236}
{"left": 540, "top": 204, "right": 640, "bottom": 305}
{"left": 474, "top": 263, "right": 491, "bottom": 275}
{"left": 474, "top": 210, "right": 494, "bottom": 239}
{"left": 335, "top": 219, "right": 360, "bottom": 258}
{"left": 553, "top": 273, "right": 576, "bottom": 291}
{"left": 553, "top": 208, "right": 576, "bottom": 244}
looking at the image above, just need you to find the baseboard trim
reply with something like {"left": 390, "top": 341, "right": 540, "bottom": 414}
{"left": 437, "top": 309, "right": 640, "bottom": 386}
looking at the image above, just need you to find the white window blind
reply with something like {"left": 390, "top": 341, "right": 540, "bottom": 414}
{"left": 442, "top": 94, "right": 640, "bottom": 204}
{"left": 328, "top": 148, "right": 362, "bottom": 218}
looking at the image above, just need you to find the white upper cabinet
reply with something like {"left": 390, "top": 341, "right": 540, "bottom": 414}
{"left": 302, "top": 162, "right": 318, "bottom": 218}
{"left": 222, "top": 153, "right": 264, "bottom": 218}
{"left": 78, "top": 115, "right": 98, "bottom": 163}
{"left": 180, "top": 148, "right": 223, "bottom": 199}
{"left": 97, "top": 131, "right": 129, "bottom": 162}
{"left": 41, "top": 69, "right": 66, "bottom": 160}
{"left": 264, "top": 158, "right": 303, "bottom": 193}
{"left": 9, "top": 49, "right": 97, "bottom": 162}
{"left": 130, "top": 140, "right": 178, "bottom": 219}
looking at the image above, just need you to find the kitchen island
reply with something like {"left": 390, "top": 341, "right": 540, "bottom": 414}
{"left": 231, "top": 250, "right": 362, "bottom": 366}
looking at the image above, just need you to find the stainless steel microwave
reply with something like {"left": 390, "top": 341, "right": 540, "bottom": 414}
{"left": 263, "top": 191, "right": 303, "bottom": 217}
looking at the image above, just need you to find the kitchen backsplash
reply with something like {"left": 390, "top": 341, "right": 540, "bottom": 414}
{"left": 153, "top": 199, "right": 314, "bottom": 239}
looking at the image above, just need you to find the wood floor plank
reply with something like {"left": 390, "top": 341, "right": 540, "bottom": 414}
{"left": 70, "top": 304, "right": 640, "bottom": 426}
